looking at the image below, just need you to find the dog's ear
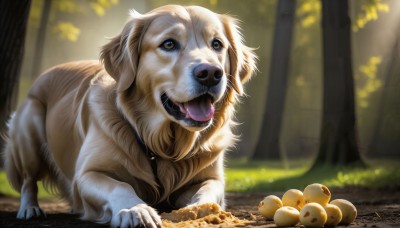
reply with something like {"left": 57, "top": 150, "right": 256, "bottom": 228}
{"left": 100, "top": 11, "right": 149, "bottom": 93}
{"left": 221, "top": 15, "right": 257, "bottom": 95}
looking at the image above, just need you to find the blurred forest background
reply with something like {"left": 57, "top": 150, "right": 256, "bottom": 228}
{"left": 2, "top": 0, "right": 400, "bottom": 169}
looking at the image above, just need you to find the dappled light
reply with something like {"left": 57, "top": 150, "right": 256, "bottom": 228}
{"left": 225, "top": 160, "right": 400, "bottom": 192}
{"left": 356, "top": 56, "right": 383, "bottom": 108}
{"left": 9, "top": 0, "right": 399, "bottom": 183}
{"left": 53, "top": 21, "right": 80, "bottom": 42}
{"left": 4, "top": 0, "right": 398, "bottom": 186}
{"left": 297, "top": 0, "right": 321, "bottom": 28}
{"left": 90, "top": 0, "right": 119, "bottom": 16}
{"left": 1, "top": 1, "right": 400, "bottom": 226}
{"left": 352, "top": 0, "right": 389, "bottom": 32}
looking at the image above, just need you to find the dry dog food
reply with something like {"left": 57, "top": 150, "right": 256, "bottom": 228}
{"left": 161, "top": 203, "right": 245, "bottom": 227}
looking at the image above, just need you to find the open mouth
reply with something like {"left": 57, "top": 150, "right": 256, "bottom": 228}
{"left": 161, "top": 93, "right": 215, "bottom": 126}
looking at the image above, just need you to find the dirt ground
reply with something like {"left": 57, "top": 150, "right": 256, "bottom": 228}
{"left": 0, "top": 187, "right": 399, "bottom": 227}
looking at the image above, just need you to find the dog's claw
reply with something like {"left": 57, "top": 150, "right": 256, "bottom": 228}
{"left": 17, "top": 206, "right": 46, "bottom": 220}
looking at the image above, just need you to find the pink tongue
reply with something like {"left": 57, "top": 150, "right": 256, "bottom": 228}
{"left": 184, "top": 97, "right": 215, "bottom": 122}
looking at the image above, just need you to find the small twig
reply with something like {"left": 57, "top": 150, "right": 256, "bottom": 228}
{"left": 375, "top": 211, "right": 382, "bottom": 220}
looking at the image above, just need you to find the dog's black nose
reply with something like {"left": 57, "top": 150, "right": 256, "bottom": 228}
{"left": 193, "top": 64, "right": 223, "bottom": 87}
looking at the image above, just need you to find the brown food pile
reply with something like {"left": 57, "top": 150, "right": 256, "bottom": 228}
{"left": 161, "top": 203, "right": 247, "bottom": 227}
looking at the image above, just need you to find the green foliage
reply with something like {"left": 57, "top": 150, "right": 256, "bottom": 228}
{"left": 54, "top": 0, "right": 84, "bottom": 14}
{"left": 90, "top": 0, "right": 119, "bottom": 17}
{"left": 297, "top": 0, "right": 321, "bottom": 29}
{"left": 356, "top": 56, "right": 383, "bottom": 108}
{"left": 353, "top": 0, "right": 389, "bottom": 32}
{"left": 29, "top": 0, "right": 119, "bottom": 42}
{"left": 53, "top": 21, "right": 81, "bottom": 42}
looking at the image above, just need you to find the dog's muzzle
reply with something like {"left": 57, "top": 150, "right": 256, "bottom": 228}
{"left": 193, "top": 63, "right": 223, "bottom": 87}
{"left": 161, "top": 63, "right": 225, "bottom": 128}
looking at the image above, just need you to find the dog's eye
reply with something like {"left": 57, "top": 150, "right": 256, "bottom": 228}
{"left": 160, "top": 39, "right": 179, "bottom": 51}
{"left": 211, "top": 39, "right": 224, "bottom": 51}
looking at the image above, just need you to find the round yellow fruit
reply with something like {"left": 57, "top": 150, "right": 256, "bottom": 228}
{"left": 299, "top": 202, "right": 327, "bottom": 227}
{"left": 324, "top": 204, "right": 342, "bottom": 227}
{"left": 282, "top": 189, "right": 305, "bottom": 211}
{"left": 258, "top": 195, "right": 283, "bottom": 220}
{"left": 330, "top": 199, "right": 357, "bottom": 225}
{"left": 303, "top": 183, "right": 331, "bottom": 206}
{"left": 274, "top": 206, "right": 300, "bottom": 227}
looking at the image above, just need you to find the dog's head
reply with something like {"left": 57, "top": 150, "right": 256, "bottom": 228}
{"left": 101, "top": 5, "right": 256, "bottom": 131}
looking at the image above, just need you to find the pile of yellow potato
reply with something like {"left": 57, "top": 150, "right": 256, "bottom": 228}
{"left": 258, "top": 183, "right": 357, "bottom": 227}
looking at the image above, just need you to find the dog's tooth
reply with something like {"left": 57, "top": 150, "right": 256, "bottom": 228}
{"left": 178, "top": 103, "right": 187, "bottom": 114}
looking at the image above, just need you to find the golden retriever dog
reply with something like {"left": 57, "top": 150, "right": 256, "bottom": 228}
{"left": 3, "top": 5, "right": 256, "bottom": 227}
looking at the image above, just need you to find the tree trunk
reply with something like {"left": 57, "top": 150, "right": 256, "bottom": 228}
{"left": 252, "top": 0, "right": 296, "bottom": 160}
{"left": 0, "top": 1, "right": 32, "bottom": 157}
{"left": 312, "top": 0, "right": 363, "bottom": 168}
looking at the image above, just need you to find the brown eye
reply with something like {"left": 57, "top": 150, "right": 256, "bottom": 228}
{"left": 211, "top": 39, "right": 223, "bottom": 51}
{"left": 160, "top": 39, "right": 179, "bottom": 51}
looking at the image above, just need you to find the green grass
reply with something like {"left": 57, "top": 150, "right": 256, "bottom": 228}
{"left": 0, "top": 172, "right": 52, "bottom": 198}
{"left": 225, "top": 159, "right": 400, "bottom": 192}
{"left": 225, "top": 160, "right": 310, "bottom": 192}
{"left": 1, "top": 159, "right": 399, "bottom": 198}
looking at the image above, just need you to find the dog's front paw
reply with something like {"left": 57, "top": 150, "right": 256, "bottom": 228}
{"left": 17, "top": 206, "right": 46, "bottom": 220}
{"left": 111, "top": 204, "right": 162, "bottom": 228}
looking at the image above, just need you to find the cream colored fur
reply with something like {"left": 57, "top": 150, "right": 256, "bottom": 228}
{"left": 2, "top": 5, "right": 256, "bottom": 227}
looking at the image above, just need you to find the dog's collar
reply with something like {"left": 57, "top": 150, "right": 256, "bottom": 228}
{"left": 133, "top": 129, "right": 157, "bottom": 160}
{"left": 132, "top": 127, "right": 164, "bottom": 195}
